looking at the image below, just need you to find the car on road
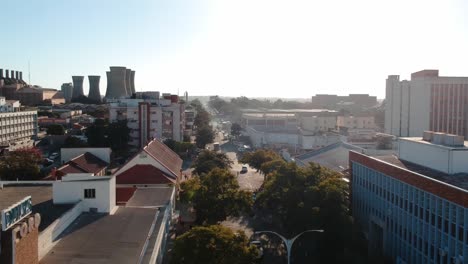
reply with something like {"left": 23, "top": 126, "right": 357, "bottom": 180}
{"left": 49, "top": 152, "right": 59, "bottom": 160}
{"left": 240, "top": 166, "right": 248, "bottom": 173}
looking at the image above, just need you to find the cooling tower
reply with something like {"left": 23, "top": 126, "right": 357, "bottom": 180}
{"left": 72, "top": 76, "right": 85, "bottom": 99}
{"left": 125, "top": 69, "right": 131, "bottom": 96}
{"left": 88, "top": 75, "right": 102, "bottom": 102}
{"left": 130, "top": 70, "right": 135, "bottom": 94}
{"left": 105, "top": 66, "right": 128, "bottom": 99}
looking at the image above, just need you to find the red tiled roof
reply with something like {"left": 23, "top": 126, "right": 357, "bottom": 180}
{"left": 116, "top": 165, "right": 176, "bottom": 184}
{"left": 143, "top": 139, "right": 183, "bottom": 178}
{"left": 57, "top": 152, "right": 108, "bottom": 176}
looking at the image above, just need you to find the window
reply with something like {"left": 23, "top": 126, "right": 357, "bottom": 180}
{"left": 84, "top": 189, "right": 96, "bottom": 199}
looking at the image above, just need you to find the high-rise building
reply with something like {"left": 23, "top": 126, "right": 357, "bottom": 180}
{"left": 349, "top": 132, "right": 468, "bottom": 263}
{"left": 87, "top": 75, "right": 101, "bottom": 103}
{"left": 61, "top": 83, "right": 73, "bottom": 102}
{"left": 108, "top": 92, "right": 185, "bottom": 148}
{"left": 385, "top": 69, "right": 468, "bottom": 138}
{"left": 71, "top": 76, "right": 84, "bottom": 99}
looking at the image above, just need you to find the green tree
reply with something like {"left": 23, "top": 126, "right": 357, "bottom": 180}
{"left": 195, "top": 126, "right": 214, "bottom": 149}
{"left": 0, "top": 148, "right": 43, "bottom": 180}
{"left": 240, "top": 149, "right": 281, "bottom": 172}
{"left": 256, "top": 162, "right": 353, "bottom": 263}
{"left": 191, "top": 150, "right": 232, "bottom": 175}
{"left": 194, "top": 109, "right": 211, "bottom": 128}
{"left": 107, "top": 120, "right": 131, "bottom": 153}
{"left": 63, "top": 136, "right": 89, "bottom": 148}
{"left": 85, "top": 119, "right": 108, "bottom": 147}
{"left": 171, "top": 225, "right": 258, "bottom": 264}
{"left": 47, "top": 124, "right": 65, "bottom": 135}
{"left": 231, "top": 123, "right": 242, "bottom": 137}
{"left": 184, "top": 168, "right": 253, "bottom": 224}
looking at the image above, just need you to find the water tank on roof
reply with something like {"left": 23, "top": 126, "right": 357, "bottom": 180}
{"left": 423, "top": 131, "right": 434, "bottom": 142}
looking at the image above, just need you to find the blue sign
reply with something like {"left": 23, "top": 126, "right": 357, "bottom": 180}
{"left": 1, "top": 196, "right": 32, "bottom": 231}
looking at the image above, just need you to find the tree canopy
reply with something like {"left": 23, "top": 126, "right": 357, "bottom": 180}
{"left": 63, "top": 136, "right": 89, "bottom": 148}
{"left": 0, "top": 148, "right": 43, "bottom": 180}
{"left": 171, "top": 225, "right": 259, "bottom": 264}
{"left": 180, "top": 168, "right": 252, "bottom": 224}
{"left": 195, "top": 126, "right": 214, "bottom": 149}
{"left": 85, "top": 119, "right": 108, "bottom": 147}
{"left": 85, "top": 119, "right": 130, "bottom": 153}
{"left": 191, "top": 150, "right": 232, "bottom": 175}
{"left": 240, "top": 149, "right": 282, "bottom": 174}
{"left": 256, "top": 162, "right": 353, "bottom": 262}
{"left": 47, "top": 124, "right": 65, "bottom": 135}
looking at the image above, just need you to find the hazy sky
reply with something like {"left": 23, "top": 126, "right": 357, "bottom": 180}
{"left": 2, "top": 0, "right": 468, "bottom": 99}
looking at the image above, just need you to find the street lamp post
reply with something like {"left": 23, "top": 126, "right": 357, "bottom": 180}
{"left": 254, "top": 229, "right": 324, "bottom": 264}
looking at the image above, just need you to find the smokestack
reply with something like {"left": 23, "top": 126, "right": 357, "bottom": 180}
{"left": 15, "top": 71, "right": 19, "bottom": 80}
{"left": 5, "top": 70, "right": 9, "bottom": 79}
{"left": 19, "top": 72, "right": 23, "bottom": 80}
{"left": 71, "top": 76, "right": 85, "bottom": 99}
{"left": 88, "top": 75, "right": 101, "bottom": 103}
{"left": 130, "top": 70, "right": 135, "bottom": 94}
{"left": 125, "top": 68, "right": 131, "bottom": 96}
{"left": 0, "top": 69, "right": 3, "bottom": 79}
{"left": 105, "top": 66, "right": 128, "bottom": 99}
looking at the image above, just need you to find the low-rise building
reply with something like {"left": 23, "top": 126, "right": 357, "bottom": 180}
{"left": 54, "top": 152, "right": 109, "bottom": 179}
{"left": 337, "top": 113, "right": 375, "bottom": 130}
{"left": 350, "top": 132, "right": 468, "bottom": 263}
{"left": 14, "top": 86, "right": 65, "bottom": 106}
{"left": 0, "top": 106, "right": 38, "bottom": 150}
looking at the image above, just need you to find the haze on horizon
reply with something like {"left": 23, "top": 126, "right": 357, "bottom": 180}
{"left": 2, "top": 0, "right": 468, "bottom": 99}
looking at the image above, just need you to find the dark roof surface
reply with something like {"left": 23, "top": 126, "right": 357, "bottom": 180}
{"left": 116, "top": 165, "right": 176, "bottom": 184}
{"left": 144, "top": 139, "right": 182, "bottom": 178}
{"left": 296, "top": 142, "right": 363, "bottom": 171}
{"left": 57, "top": 152, "right": 108, "bottom": 176}
{"left": 0, "top": 185, "right": 73, "bottom": 231}
{"left": 126, "top": 187, "right": 174, "bottom": 207}
{"left": 40, "top": 207, "right": 161, "bottom": 264}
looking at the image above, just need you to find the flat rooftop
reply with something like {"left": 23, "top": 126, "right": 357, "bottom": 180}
{"left": 126, "top": 187, "right": 174, "bottom": 207}
{"left": 241, "top": 108, "right": 336, "bottom": 113}
{"left": 375, "top": 155, "right": 468, "bottom": 191}
{"left": 401, "top": 137, "right": 468, "bottom": 149}
{"left": 0, "top": 185, "right": 73, "bottom": 231}
{"left": 40, "top": 207, "right": 162, "bottom": 264}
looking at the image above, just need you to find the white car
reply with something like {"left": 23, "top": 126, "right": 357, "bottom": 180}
{"left": 240, "top": 166, "right": 248, "bottom": 173}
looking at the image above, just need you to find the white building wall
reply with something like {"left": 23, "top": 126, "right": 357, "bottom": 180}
{"left": 398, "top": 139, "right": 450, "bottom": 173}
{"left": 300, "top": 116, "right": 336, "bottom": 131}
{"left": 53, "top": 175, "right": 115, "bottom": 213}
{"left": 300, "top": 134, "right": 340, "bottom": 150}
{"left": 408, "top": 78, "right": 431, "bottom": 137}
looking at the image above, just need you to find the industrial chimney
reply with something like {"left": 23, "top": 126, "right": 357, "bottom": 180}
{"left": 105, "top": 66, "right": 128, "bottom": 99}
{"left": 0, "top": 69, "right": 3, "bottom": 79}
{"left": 5, "top": 70, "right": 9, "bottom": 79}
{"left": 130, "top": 70, "right": 135, "bottom": 94}
{"left": 15, "top": 71, "right": 19, "bottom": 80}
{"left": 72, "top": 76, "right": 85, "bottom": 99}
{"left": 88, "top": 75, "right": 101, "bottom": 103}
{"left": 19, "top": 72, "right": 23, "bottom": 80}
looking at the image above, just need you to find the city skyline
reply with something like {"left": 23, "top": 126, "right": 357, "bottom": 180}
{"left": 2, "top": 0, "right": 468, "bottom": 98}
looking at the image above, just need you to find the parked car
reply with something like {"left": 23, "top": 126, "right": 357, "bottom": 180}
{"left": 240, "top": 166, "right": 248, "bottom": 173}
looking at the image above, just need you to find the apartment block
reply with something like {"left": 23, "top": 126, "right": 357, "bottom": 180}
{"left": 385, "top": 69, "right": 468, "bottom": 138}
{"left": 108, "top": 92, "right": 185, "bottom": 148}
{"left": 350, "top": 132, "right": 468, "bottom": 263}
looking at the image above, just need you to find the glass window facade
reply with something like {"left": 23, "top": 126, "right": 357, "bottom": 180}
{"left": 352, "top": 162, "right": 468, "bottom": 264}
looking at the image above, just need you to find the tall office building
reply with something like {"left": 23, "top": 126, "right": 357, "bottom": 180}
{"left": 350, "top": 132, "right": 468, "bottom": 263}
{"left": 385, "top": 70, "right": 468, "bottom": 138}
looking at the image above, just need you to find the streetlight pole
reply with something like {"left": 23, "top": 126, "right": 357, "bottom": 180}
{"left": 254, "top": 229, "right": 324, "bottom": 264}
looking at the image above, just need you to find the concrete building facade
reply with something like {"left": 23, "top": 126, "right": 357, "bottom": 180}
{"left": 108, "top": 93, "right": 185, "bottom": 148}
{"left": 61, "top": 83, "right": 73, "bottom": 103}
{"left": 350, "top": 133, "right": 468, "bottom": 263}
{"left": 87, "top": 75, "right": 101, "bottom": 102}
{"left": 385, "top": 69, "right": 468, "bottom": 138}
{"left": 71, "top": 76, "right": 84, "bottom": 99}
{"left": 311, "top": 94, "right": 377, "bottom": 109}
{"left": 0, "top": 109, "right": 38, "bottom": 150}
